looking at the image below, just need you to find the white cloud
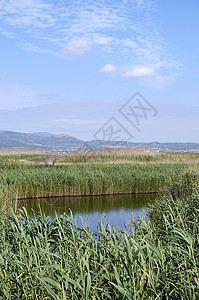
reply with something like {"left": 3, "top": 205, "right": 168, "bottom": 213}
{"left": 122, "top": 67, "right": 156, "bottom": 78}
{"left": 0, "top": 27, "right": 16, "bottom": 39}
{"left": 0, "top": 0, "right": 56, "bottom": 28}
{"left": 18, "top": 41, "right": 54, "bottom": 55}
{"left": 99, "top": 64, "right": 118, "bottom": 75}
{"left": 99, "top": 64, "right": 175, "bottom": 88}
{"left": 95, "top": 37, "right": 113, "bottom": 46}
{"left": 99, "top": 65, "right": 156, "bottom": 78}
{"left": 0, "top": 0, "right": 178, "bottom": 80}
{"left": 61, "top": 38, "right": 94, "bottom": 56}
{"left": 140, "top": 72, "right": 177, "bottom": 89}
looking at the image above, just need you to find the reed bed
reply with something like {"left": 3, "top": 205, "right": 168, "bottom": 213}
{"left": 45, "top": 149, "right": 199, "bottom": 164}
{"left": 0, "top": 151, "right": 198, "bottom": 204}
{"left": 0, "top": 163, "right": 189, "bottom": 199}
{"left": 0, "top": 193, "right": 199, "bottom": 299}
{"left": 2, "top": 149, "right": 199, "bottom": 166}
{"left": 0, "top": 151, "right": 199, "bottom": 298}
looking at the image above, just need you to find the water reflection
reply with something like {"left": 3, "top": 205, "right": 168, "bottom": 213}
{"left": 18, "top": 193, "right": 158, "bottom": 230}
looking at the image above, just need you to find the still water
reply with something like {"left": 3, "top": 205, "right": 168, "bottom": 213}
{"left": 18, "top": 193, "right": 158, "bottom": 231}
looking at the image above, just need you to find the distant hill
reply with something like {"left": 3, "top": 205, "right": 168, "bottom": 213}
{"left": 0, "top": 130, "right": 199, "bottom": 152}
{"left": 0, "top": 130, "right": 84, "bottom": 151}
{"left": 88, "top": 140, "right": 199, "bottom": 152}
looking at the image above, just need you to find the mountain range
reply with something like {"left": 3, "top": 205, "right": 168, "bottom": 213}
{"left": 0, "top": 130, "right": 199, "bottom": 152}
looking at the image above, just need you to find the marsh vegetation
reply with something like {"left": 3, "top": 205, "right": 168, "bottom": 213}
{"left": 1, "top": 193, "right": 199, "bottom": 299}
{"left": 0, "top": 149, "right": 199, "bottom": 299}
{"left": 0, "top": 149, "right": 198, "bottom": 203}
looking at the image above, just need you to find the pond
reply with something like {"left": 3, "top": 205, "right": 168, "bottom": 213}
{"left": 17, "top": 193, "right": 159, "bottom": 231}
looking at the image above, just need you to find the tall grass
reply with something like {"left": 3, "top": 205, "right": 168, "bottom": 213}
{"left": 0, "top": 163, "right": 189, "bottom": 199}
{"left": 0, "top": 193, "right": 199, "bottom": 299}
{"left": 0, "top": 151, "right": 199, "bottom": 298}
{"left": 0, "top": 151, "right": 198, "bottom": 203}
{"left": 59, "top": 149, "right": 199, "bottom": 164}
{"left": 2, "top": 149, "right": 199, "bottom": 165}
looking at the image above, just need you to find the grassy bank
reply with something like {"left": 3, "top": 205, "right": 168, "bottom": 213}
{"left": 0, "top": 193, "right": 199, "bottom": 299}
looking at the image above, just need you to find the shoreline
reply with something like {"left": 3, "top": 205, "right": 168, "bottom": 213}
{"left": 16, "top": 190, "right": 166, "bottom": 201}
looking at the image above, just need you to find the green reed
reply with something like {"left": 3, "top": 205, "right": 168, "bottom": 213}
{"left": 0, "top": 163, "right": 188, "bottom": 199}
{"left": 3, "top": 149, "right": 199, "bottom": 166}
{"left": 0, "top": 192, "right": 199, "bottom": 299}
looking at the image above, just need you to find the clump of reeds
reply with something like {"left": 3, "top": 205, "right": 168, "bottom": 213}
{"left": 167, "top": 169, "right": 198, "bottom": 199}
{"left": 0, "top": 192, "right": 199, "bottom": 299}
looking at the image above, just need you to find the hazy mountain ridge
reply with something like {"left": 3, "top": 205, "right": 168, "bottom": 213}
{"left": 0, "top": 130, "right": 84, "bottom": 150}
{"left": 0, "top": 130, "right": 199, "bottom": 152}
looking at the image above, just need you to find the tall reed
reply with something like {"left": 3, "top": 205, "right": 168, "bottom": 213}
{"left": 0, "top": 192, "right": 199, "bottom": 299}
{"left": 0, "top": 163, "right": 189, "bottom": 199}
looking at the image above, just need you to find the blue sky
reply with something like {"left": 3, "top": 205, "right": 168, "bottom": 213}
{"left": 0, "top": 0, "right": 199, "bottom": 142}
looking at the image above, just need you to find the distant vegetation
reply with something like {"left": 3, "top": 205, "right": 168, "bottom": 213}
{"left": 0, "top": 149, "right": 199, "bottom": 206}
{"left": 2, "top": 148, "right": 199, "bottom": 164}
{"left": 0, "top": 149, "right": 199, "bottom": 204}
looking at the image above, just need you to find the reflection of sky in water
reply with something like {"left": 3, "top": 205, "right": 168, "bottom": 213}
{"left": 72, "top": 208, "right": 147, "bottom": 231}
{"left": 19, "top": 193, "right": 158, "bottom": 231}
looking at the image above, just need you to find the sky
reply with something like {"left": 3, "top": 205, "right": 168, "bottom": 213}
{"left": 0, "top": 0, "right": 199, "bottom": 143}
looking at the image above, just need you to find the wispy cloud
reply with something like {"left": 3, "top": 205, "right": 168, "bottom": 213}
{"left": 99, "top": 64, "right": 118, "bottom": 75}
{"left": 61, "top": 38, "right": 94, "bottom": 56}
{"left": 99, "top": 65, "right": 157, "bottom": 79}
{"left": 0, "top": 0, "right": 56, "bottom": 28}
{"left": 122, "top": 67, "right": 156, "bottom": 78}
{"left": 99, "top": 63, "right": 175, "bottom": 88}
{"left": 140, "top": 72, "right": 177, "bottom": 89}
{"left": 0, "top": 82, "right": 60, "bottom": 110}
{"left": 0, "top": 0, "right": 178, "bottom": 86}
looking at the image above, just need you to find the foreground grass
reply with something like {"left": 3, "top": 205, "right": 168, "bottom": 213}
{"left": 0, "top": 193, "right": 199, "bottom": 299}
